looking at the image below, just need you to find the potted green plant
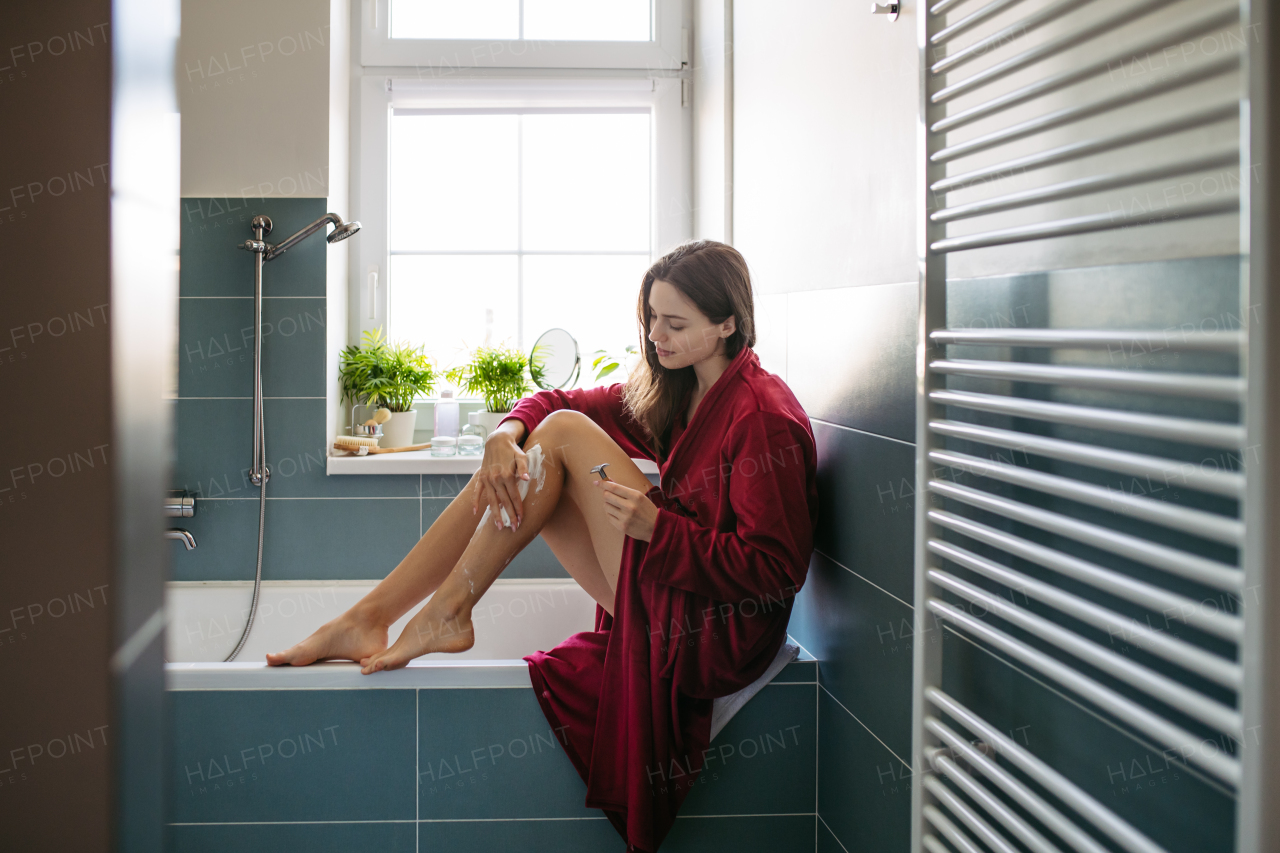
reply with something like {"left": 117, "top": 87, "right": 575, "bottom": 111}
{"left": 338, "top": 328, "right": 438, "bottom": 448}
{"left": 446, "top": 344, "right": 538, "bottom": 435}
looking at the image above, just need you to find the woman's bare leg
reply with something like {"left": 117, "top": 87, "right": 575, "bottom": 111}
{"left": 265, "top": 472, "right": 496, "bottom": 666}
{"left": 358, "top": 410, "right": 652, "bottom": 673}
{"left": 267, "top": 410, "right": 651, "bottom": 669}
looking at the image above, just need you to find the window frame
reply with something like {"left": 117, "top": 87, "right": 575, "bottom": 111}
{"left": 350, "top": 73, "right": 691, "bottom": 346}
{"left": 359, "top": 0, "right": 686, "bottom": 71}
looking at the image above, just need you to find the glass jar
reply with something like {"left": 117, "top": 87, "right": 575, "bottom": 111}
{"left": 458, "top": 411, "right": 486, "bottom": 456}
{"left": 430, "top": 435, "right": 457, "bottom": 457}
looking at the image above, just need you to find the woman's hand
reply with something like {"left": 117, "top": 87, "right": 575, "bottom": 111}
{"left": 473, "top": 420, "right": 530, "bottom": 530}
{"left": 595, "top": 479, "right": 658, "bottom": 542}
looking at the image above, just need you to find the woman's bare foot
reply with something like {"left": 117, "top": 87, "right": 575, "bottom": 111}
{"left": 266, "top": 608, "right": 389, "bottom": 667}
{"left": 359, "top": 599, "right": 475, "bottom": 674}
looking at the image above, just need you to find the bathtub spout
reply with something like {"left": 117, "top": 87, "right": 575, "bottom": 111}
{"left": 165, "top": 528, "right": 197, "bottom": 550}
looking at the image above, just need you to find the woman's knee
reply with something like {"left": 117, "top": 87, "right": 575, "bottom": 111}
{"left": 528, "top": 409, "right": 595, "bottom": 452}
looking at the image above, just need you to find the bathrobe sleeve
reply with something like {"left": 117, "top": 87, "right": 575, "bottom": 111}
{"left": 500, "top": 385, "right": 656, "bottom": 462}
{"left": 640, "top": 411, "right": 813, "bottom": 603}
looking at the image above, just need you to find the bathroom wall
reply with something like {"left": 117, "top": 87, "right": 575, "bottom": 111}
{"left": 172, "top": 1, "right": 567, "bottom": 583}
{"left": 731, "top": 3, "right": 921, "bottom": 849}
{"left": 173, "top": 197, "right": 567, "bottom": 582}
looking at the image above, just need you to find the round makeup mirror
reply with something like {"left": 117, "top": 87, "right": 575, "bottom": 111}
{"left": 530, "top": 328, "right": 580, "bottom": 390}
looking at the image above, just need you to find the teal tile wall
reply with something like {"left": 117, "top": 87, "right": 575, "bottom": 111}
{"left": 173, "top": 198, "right": 566, "bottom": 581}
{"left": 166, "top": 663, "right": 816, "bottom": 851}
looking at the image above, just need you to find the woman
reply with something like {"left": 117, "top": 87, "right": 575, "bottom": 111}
{"left": 268, "top": 240, "right": 818, "bottom": 852}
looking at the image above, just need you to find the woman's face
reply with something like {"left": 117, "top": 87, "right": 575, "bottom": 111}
{"left": 646, "top": 278, "right": 735, "bottom": 370}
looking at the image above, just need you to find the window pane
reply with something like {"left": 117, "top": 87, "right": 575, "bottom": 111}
{"left": 522, "top": 113, "right": 650, "bottom": 252}
{"left": 391, "top": 0, "right": 519, "bottom": 39}
{"left": 523, "top": 0, "right": 651, "bottom": 41}
{"left": 522, "top": 254, "right": 649, "bottom": 388}
{"left": 390, "top": 255, "right": 519, "bottom": 369}
{"left": 391, "top": 114, "right": 519, "bottom": 251}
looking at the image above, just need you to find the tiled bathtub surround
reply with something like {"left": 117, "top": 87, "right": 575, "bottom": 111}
{"left": 174, "top": 197, "right": 565, "bottom": 581}
{"left": 166, "top": 658, "right": 818, "bottom": 852}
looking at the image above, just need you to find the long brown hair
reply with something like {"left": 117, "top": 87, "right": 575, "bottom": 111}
{"left": 622, "top": 240, "right": 756, "bottom": 458}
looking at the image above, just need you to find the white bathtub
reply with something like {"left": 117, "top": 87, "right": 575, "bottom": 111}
{"left": 165, "top": 578, "right": 597, "bottom": 688}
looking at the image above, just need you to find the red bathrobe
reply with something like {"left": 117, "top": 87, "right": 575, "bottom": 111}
{"left": 503, "top": 347, "right": 818, "bottom": 852}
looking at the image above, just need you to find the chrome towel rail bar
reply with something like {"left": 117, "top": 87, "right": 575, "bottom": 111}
{"left": 932, "top": 0, "right": 1181, "bottom": 103}
{"left": 930, "top": 0, "right": 1094, "bottom": 73}
{"left": 930, "top": 151, "right": 1240, "bottom": 223}
{"left": 923, "top": 754, "right": 1065, "bottom": 853}
{"left": 929, "top": 448, "right": 1244, "bottom": 544}
{"left": 923, "top": 702, "right": 1168, "bottom": 853}
{"left": 929, "top": 358, "right": 1246, "bottom": 400}
{"left": 927, "top": 538, "right": 1242, "bottom": 688}
{"left": 928, "top": 510, "right": 1244, "bottom": 641}
{"left": 930, "top": 328, "right": 1244, "bottom": 351}
{"left": 933, "top": 5, "right": 1240, "bottom": 128}
{"left": 929, "top": 389, "right": 1246, "bottom": 448}
{"left": 927, "top": 603, "right": 1242, "bottom": 785}
{"left": 929, "top": 479, "right": 1244, "bottom": 591}
{"left": 930, "top": 103, "right": 1239, "bottom": 193}
{"left": 928, "top": 419, "right": 1244, "bottom": 497}
{"left": 929, "top": 568, "right": 1242, "bottom": 735}
{"left": 931, "top": 55, "right": 1239, "bottom": 163}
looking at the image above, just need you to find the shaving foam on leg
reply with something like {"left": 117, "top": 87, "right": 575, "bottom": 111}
{"left": 475, "top": 443, "right": 545, "bottom": 532}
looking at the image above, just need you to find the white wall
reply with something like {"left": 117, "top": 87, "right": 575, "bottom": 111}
{"left": 730, "top": 0, "right": 1240, "bottom": 294}
{"left": 178, "top": 0, "right": 332, "bottom": 197}
{"left": 693, "top": 0, "right": 733, "bottom": 243}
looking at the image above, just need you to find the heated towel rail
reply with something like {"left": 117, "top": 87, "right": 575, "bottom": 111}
{"left": 911, "top": 1, "right": 1269, "bottom": 852}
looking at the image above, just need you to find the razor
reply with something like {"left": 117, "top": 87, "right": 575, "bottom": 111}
{"left": 590, "top": 463, "right": 612, "bottom": 482}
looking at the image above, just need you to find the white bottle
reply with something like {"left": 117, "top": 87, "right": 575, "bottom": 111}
{"left": 434, "top": 389, "right": 459, "bottom": 439}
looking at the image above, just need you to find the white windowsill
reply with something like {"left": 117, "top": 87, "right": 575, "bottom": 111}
{"left": 327, "top": 451, "right": 659, "bottom": 476}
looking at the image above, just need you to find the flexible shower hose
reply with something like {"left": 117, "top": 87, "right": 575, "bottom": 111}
{"left": 224, "top": 422, "right": 266, "bottom": 662}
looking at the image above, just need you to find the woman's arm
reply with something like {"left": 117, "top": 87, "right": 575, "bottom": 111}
{"left": 638, "top": 411, "right": 815, "bottom": 603}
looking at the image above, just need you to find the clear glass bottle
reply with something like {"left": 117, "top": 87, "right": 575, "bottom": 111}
{"left": 458, "top": 410, "right": 486, "bottom": 456}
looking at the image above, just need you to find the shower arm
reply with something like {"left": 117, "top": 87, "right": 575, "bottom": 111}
{"left": 262, "top": 212, "right": 344, "bottom": 262}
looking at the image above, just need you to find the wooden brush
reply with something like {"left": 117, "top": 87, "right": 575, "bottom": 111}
{"left": 332, "top": 440, "right": 432, "bottom": 456}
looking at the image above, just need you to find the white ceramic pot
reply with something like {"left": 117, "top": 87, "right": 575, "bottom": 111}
{"left": 381, "top": 410, "right": 418, "bottom": 448}
{"left": 475, "top": 411, "right": 509, "bottom": 436}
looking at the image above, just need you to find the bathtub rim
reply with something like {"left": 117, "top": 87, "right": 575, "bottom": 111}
{"left": 166, "top": 659, "right": 537, "bottom": 690}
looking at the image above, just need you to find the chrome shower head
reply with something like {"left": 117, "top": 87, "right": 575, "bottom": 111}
{"left": 258, "top": 212, "right": 361, "bottom": 261}
{"left": 327, "top": 220, "right": 361, "bottom": 243}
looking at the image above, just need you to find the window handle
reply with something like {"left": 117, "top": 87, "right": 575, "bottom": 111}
{"left": 367, "top": 267, "right": 379, "bottom": 321}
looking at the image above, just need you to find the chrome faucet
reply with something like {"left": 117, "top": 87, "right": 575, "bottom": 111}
{"left": 165, "top": 529, "right": 197, "bottom": 550}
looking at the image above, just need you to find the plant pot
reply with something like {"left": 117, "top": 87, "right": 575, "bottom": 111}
{"left": 381, "top": 410, "right": 418, "bottom": 449}
{"left": 475, "top": 411, "right": 509, "bottom": 436}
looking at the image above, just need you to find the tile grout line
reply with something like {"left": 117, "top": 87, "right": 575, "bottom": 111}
{"left": 168, "top": 814, "right": 815, "bottom": 826}
{"left": 819, "top": 683, "right": 911, "bottom": 772}
{"left": 415, "top": 688, "right": 420, "bottom": 853}
{"left": 813, "top": 547, "right": 913, "bottom": 611}
{"left": 814, "top": 660, "right": 820, "bottom": 853}
{"left": 808, "top": 416, "right": 916, "bottom": 448}
{"left": 818, "top": 814, "right": 852, "bottom": 853}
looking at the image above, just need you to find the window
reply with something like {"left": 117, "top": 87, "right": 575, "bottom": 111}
{"left": 361, "top": 0, "right": 684, "bottom": 70}
{"left": 390, "top": 0, "right": 653, "bottom": 42}
{"left": 351, "top": 3, "right": 691, "bottom": 391}
{"left": 389, "top": 109, "right": 652, "bottom": 379}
